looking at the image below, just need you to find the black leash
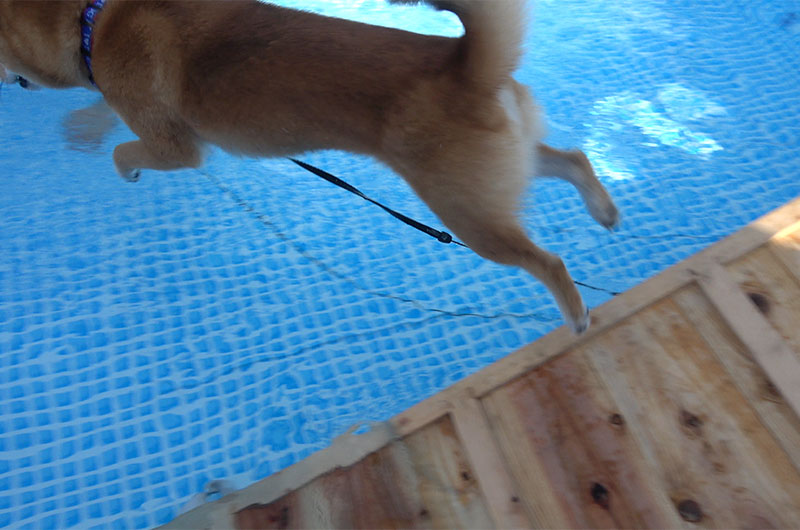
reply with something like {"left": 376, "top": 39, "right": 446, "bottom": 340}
{"left": 574, "top": 281, "right": 621, "bottom": 296}
{"left": 288, "top": 157, "right": 620, "bottom": 297}
{"left": 289, "top": 158, "right": 468, "bottom": 247}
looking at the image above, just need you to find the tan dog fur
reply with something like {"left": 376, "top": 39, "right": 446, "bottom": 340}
{"left": 0, "top": 0, "right": 619, "bottom": 333}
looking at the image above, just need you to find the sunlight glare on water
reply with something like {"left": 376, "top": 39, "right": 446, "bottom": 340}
{"left": 585, "top": 83, "right": 726, "bottom": 181}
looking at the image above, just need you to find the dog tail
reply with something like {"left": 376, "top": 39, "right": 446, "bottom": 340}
{"left": 392, "top": 0, "right": 528, "bottom": 87}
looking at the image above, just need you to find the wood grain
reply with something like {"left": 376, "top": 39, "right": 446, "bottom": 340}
{"left": 698, "top": 260, "right": 800, "bottom": 420}
{"left": 403, "top": 415, "right": 495, "bottom": 529}
{"left": 673, "top": 284, "right": 800, "bottom": 472}
{"left": 588, "top": 300, "right": 800, "bottom": 528}
{"left": 233, "top": 416, "right": 493, "bottom": 529}
{"left": 483, "top": 349, "right": 682, "bottom": 529}
{"left": 449, "top": 399, "right": 531, "bottom": 529}
{"left": 726, "top": 246, "right": 800, "bottom": 359}
{"left": 768, "top": 228, "right": 800, "bottom": 284}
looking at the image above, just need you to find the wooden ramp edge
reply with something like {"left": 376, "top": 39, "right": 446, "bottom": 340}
{"left": 164, "top": 197, "right": 800, "bottom": 530}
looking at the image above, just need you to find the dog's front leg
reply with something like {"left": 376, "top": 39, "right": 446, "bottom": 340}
{"left": 62, "top": 98, "right": 118, "bottom": 153}
{"left": 113, "top": 135, "right": 202, "bottom": 182}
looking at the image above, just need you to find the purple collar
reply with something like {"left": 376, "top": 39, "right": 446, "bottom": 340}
{"left": 80, "top": 0, "right": 107, "bottom": 88}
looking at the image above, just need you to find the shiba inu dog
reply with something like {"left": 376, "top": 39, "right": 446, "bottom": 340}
{"left": 0, "top": 0, "right": 619, "bottom": 333}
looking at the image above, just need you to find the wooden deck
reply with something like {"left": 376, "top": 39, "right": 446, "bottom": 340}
{"left": 165, "top": 197, "right": 800, "bottom": 529}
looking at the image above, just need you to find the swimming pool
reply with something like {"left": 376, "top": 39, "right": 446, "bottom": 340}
{"left": 1, "top": 0, "right": 799, "bottom": 527}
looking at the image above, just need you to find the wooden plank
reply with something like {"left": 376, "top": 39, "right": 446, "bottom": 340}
{"left": 768, "top": 228, "right": 800, "bottom": 284}
{"left": 772, "top": 218, "right": 800, "bottom": 242}
{"left": 393, "top": 395, "right": 457, "bottom": 439}
{"left": 450, "top": 399, "right": 531, "bottom": 529}
{"left": 235, "top": 417, "right": 492, "bottom": 530}
{"left": 316, "top": 443, "right": 426, "bottom": 528}
{"left": 673, "top": 284, "right": 800, "bottom": 472}
{"left": 235, "top": 492, "right": 299, "bottom": 530}
{"left": 233, "top": 416, "right": 495, "bottom": 529}
{"left": 698, "top": 261, "right": 800, "bottom": 418}
{"left": 726, "top": 246, "right": 800, "bottom": 358}
{"left": 587, "top": 302, "right": 800, "bottom": 528}
{"left": 641, "top": 298, "right": 800, "bottom": 520}
{"left": 482, "top": 380, "right": 574, "bottom": 529}
{"left": 402, "top": 415, "right": 495, "bottom": 529}
{"left": 482, "top": 350, "right": 683, "bottom": 529}
{"left": 233, "top": 443, "right": 424, "bottom": 529}
{"left": 587, "top": 324, "right": 715, "bottom": 525}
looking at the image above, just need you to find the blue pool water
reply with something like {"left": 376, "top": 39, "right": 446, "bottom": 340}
{"left": 1, "top": 0, "right": 799, "bottom": 527}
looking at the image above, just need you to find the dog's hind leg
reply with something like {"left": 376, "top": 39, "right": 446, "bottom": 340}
{"left": 534, "top": 144, "right": 620, "bottom": 230}
{"left": 446, "top": 210, "right": 589, "bottom": 333}
{"left": 407, "top": 162, "right": 590, "bottom": 333}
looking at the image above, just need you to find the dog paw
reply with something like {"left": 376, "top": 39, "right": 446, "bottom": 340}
{"left": 122, "top": 169, "right": 141, "bottom": 183}
{"left": 568, "top": 305, "right": 591, "bottom": 335}
{"left": 589, "top": 199, "right": 621, "bottom": 231}
{"left": 601, "top": 204, "right": 621, "bottom": 231}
